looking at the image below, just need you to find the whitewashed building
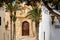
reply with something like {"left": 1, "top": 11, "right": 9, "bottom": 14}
{"left": 39, "top": 5, "right": 60, "bottom": 40}
{"left": 0, "top": 7, "right": 5, "bottom": 40}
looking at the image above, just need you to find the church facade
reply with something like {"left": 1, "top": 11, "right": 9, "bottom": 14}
{"left": 5, "top": 3, "right": 37, "bottom": 40}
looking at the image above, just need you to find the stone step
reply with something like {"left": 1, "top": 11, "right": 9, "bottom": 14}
{"left": 16, "top": 36, "right": 37, "bottom": 40}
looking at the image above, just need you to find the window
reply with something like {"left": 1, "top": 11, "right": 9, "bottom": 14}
{"left": 55, "top": 25, "right": 60, "bottom": 29}
{"left": 0, "top": 17, "right": 1, "bottom": 25}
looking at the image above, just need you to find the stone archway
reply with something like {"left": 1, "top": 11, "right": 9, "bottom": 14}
{"left": 22, "top": 21, "right": 29, "bottom": 36}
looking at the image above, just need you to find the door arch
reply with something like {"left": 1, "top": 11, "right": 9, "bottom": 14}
{"left": 22, "top": 21, "right": 29, "bottom": 36}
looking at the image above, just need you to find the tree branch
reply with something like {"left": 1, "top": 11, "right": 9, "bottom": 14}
{"left": 42, "top": 1, "right": 60, "bottom": 17}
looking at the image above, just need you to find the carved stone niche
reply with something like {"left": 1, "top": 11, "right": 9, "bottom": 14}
{"left": 51, "top": 15, "right": 55, "bottom": 24}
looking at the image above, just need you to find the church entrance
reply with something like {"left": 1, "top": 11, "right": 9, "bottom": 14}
{"left": 22, "top": 21, "right": 29, "bottom": 36}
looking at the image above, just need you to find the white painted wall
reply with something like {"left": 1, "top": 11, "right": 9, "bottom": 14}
{"left": 0, "top": 7, "right": 5, "bottom": 40}
{"left": 39, "top": 5, "right": 51, "bottom": 40}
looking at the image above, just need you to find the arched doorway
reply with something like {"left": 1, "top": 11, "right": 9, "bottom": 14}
{"left": 22, "top": 21, "right": 29, "bottom": 36}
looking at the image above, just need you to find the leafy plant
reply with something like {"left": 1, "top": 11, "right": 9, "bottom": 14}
{"left": 27, "top": 6, "right": 41, "bottom": 24}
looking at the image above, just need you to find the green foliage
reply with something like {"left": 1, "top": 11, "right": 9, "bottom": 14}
{"left": 12, "top": 14, "right": 16, "bottom": 22}
{"left": 45, "top": 0, "right": 60, "bottom": 5}
{"left": 0, "top": 0, "right": 4, "bottom": 3}
{"left": 5, "top": 2, "right": 22, "bottom": 23}
{"left": 26, "top": 6, "right": 41, "bottom": 22}
{"left": 53, "top": 0, "right": 58, "bottom": 2}
{"left": 4, "top": 0, "right": 13, "bottom": 4}
{"left": 6, "top": 3, "right": 13, "bottom": 12}
{"left": 43, "top": 0, "right": 60, "bottom": 10}
{"left": 5, "top": 2, "right": 22, "bottom": 12}
{"left": 13, "top": 2, "right": 22, "bottom": 11}
{"left": 52, "top": 0, "right": 59, "bottom": 5}
{"left": 0, "top": 0, "right": 4, "bottom": 7}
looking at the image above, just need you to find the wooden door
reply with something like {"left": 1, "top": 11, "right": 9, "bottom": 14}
{"left": 22, "top": 21, "right": 29, "bottom": 36}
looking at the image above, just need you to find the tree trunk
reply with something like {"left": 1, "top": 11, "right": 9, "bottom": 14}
{"left": 13, "top": 22, "right": 16, "bottom": 40}
{"left": 10, "top": 13, "right": 13, "bottom": 40}
{"left": 13, "top": 11, "right": 16, "bottom": 40}
{"left": 7, "top": 2, "right": 13, "bottom": 40}
{"left": 35, "top": 21, "right": 39, "bottom": 40}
